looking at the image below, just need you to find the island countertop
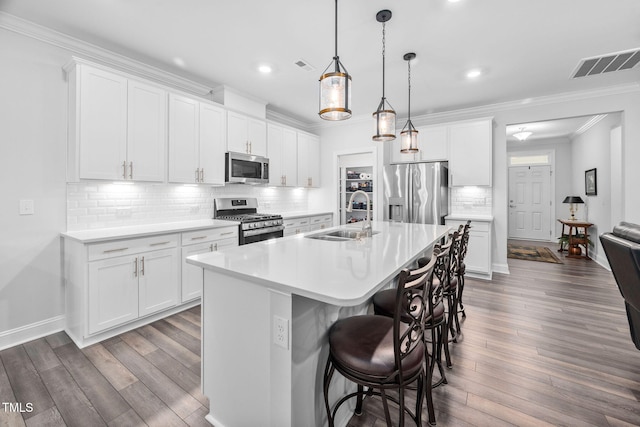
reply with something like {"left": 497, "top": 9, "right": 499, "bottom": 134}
{"left": 187, "top": 221, "right": 451, "bottom": 306}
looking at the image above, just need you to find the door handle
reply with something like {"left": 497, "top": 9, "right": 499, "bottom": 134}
{"left": 509, "top": 205, "right": 516, "bottom": 208}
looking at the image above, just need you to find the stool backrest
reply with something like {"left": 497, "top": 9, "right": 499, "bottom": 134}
{"left": 393, "top": 255, "right": 437, "bottom": 381}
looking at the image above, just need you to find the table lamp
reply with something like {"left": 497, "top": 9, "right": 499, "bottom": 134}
{"left": 563, "top": 196, "right": 584, "bottom": 220}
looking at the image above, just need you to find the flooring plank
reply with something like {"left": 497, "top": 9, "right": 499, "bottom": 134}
{"left": 0, "top": 354, "right": 27, "bottom": 427}
{"left": 23, "top": 406, "right": 65, "bottom": 427}
{"left": 108, "top": 340, "right": 202, "bottom": 419}
{"left": 81, "top": 344, "right": 137, "bottom": 392}
{"left": 106, "top": 408, "right": 146, "bottom": 427}
{"left": 145, "top": 348, "right": 208, "bottom": 407}
{"left": 44, "top": 332, "right": 72, "bottom": 349}
{"left": 151, "top": 319, "right": 201, "bottom": 356}
{"left": 39, "top": 365, "right": 106, "bottom": 427}
{"left": 118, "top": 381, "right": 186, "bottom": 427}
{"left": 54, "top": 342, "right": 131, "bottom": 423}
{"left": 163, "top": 315, "right": 201, "bottom": 339}
{"left": 23, "top": 338, "right": 61, "bottom": 372}
{"left": 136, "top": 325, "right": 200, "bottom": 368}
{"left": 119, "top": 330, "right": 158, "bottom": 356}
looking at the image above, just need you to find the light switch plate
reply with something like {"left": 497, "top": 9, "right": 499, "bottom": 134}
{"left": 19, "top": 199, "right": 34, "bottom": 215}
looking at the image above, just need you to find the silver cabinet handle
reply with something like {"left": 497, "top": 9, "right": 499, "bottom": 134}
{"left": 103, "top": 247, "right": 128, "bottom": 254}
{"left": 150, "top": 241, "right": 171, "bottom": 246}
{"left": 209, "top": 243, "right": 214, "bottom": 252}
{"left": 129, "top": 161, "right": 133, "bottom": 179}
{"left": 246, "top": 141, "right": 249, "bottom": 153}
{"left": 191, "top": 236, "right": 207, "bottom": 240}
{"left": 122, "top": 161, "right": 127, "bottom": 179}
{"left": 140, "top": 256, "right": 145, "bottom": 276}
{"left": 249, "top": 141, "right": 252, "bottom": 154}
{"left": 196, "top": 168, "right": 201, "bottom": 183}
{"left": 200, "top": 169, "right": 204, "bottom": 182}
{"left": 220, "top": 231, "right": 235, "bottom": 236}
{"left": 134, "top": 257, "right": 138, "bottom": 277}
{"left": 509, "top": 205, "right": 516, "bottom": 208}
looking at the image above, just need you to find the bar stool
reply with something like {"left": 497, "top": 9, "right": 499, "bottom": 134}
{"left": 455, "top": 221, "right": 471, "bottom": 325}
{"left": 323, "top": 256, "right": 437, "bottom": 426}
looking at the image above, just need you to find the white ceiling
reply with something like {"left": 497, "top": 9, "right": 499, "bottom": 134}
{"left": 2, "top": 0, "right": 639, "bottom": 127}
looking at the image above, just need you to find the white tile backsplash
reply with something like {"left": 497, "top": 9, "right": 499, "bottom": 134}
{"left": 67, "top": 183, "right": 310, "bottom": 231}
{"left": 450, "top": 186, "right": 492, "bottom": 215}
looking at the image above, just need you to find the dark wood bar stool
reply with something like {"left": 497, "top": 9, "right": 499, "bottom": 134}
{"left": 455, "top": 221, "right": 471, "bottom": 326}
{"left": 323, "top": 256, "right": 437, "bottom": 426}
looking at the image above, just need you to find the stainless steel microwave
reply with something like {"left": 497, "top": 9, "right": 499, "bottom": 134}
{"left": 225, "top": 152, "right": 269, "bottom": 184}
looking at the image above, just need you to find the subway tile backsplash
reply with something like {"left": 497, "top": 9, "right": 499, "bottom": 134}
{"left": 450, "top": 186, "right": 492, "bottom": 215}
{"left": 67, "top": 183, "right": 310, "bottom": 230}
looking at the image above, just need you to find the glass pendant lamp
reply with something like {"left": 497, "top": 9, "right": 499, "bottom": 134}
{"left": 319, "top": 0, "right": 352, "bottom": 120}
{"left": 372, "top": 10, "right": 396, "bottom": 141}
{"left": 400, "top": 52, "right": 418, "bottom": 153}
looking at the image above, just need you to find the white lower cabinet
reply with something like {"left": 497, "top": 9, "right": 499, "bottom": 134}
{"left": 181, "top": 226, "right": 238, "bottom": 302}
{"left": 138, "top": 248, "right": 180, "bottom": 317}
{"left": 445, "top": 218, "right": 493, "bottom": 279}
{"left": 309, "top": 215, "right": 333, "bottom": 231}
{"left": 283, "top": 214, "right": 333, "bottom": 236}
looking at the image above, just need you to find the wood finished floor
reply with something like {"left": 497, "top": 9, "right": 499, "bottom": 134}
{"left": 2, "top": 240, "right": 640, "bottom": 426}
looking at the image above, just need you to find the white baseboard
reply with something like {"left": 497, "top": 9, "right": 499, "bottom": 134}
{"left": 492, "top": 262, "right": 510, "bottom": 276}
{"left": 0, "top": 315, "right": 65, "bottom": 351}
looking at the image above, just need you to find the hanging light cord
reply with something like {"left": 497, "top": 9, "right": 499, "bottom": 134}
{"left": 381, "top": 21, "right": 386, "bottom": 99}
{"left": 333, "top": 0, "right": 339, "bottom": 68}
{"left": 407, "top": 59, "right": 412, "bottom": 120}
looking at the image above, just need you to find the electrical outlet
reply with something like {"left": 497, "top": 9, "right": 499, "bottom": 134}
{"left": 273, "top": 316, "right": 289, "bottom": 349}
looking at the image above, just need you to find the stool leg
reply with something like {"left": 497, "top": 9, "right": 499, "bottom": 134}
{"left": 457, "top": 274, "right": 466, "bottom": 319}
{"left": 423, "top": 348, "right": 436, "bottom": 424}
{"left": 323, "top": 358, "right": 336, "bottom": 427}
{"left": 355, "top": 384, "right": 363, "bottom": 416}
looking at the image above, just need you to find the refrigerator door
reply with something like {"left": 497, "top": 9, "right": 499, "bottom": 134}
{"left": 409, "top": 163, "right": 437, "bottom": 224}
{"left": 383, "top": 164, "right": 409, "bottom": 222}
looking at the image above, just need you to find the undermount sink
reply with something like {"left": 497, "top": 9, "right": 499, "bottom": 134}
{"left": 306, "top": 229, "right": 380, "bottom": 241}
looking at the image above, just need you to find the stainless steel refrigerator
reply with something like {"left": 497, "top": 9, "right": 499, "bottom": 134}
{"left": 383, "top": 162, "right": 449, "bottom": 225}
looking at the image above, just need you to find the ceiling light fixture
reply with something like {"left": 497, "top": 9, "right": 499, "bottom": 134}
{"left": 400, "top": 52, "right": 418, "bottom": 153}
{"left": 466, "top": 68, "right": 482, "bottom": 79}
{"left": 372, "top": 9, "right": 396, "bottom": 142}
{"left": 258, "top": 64, "right": 272, "bottom": 74}
{"left": 319, "top": 0, "right": 352, "bottom": 121}
{"left": 513, "top": 127, "right": 533, "bottom": 141}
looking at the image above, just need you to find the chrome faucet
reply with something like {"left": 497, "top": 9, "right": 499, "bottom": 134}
{"left": 346, "top": 190, "right": 372, "bottom": 237}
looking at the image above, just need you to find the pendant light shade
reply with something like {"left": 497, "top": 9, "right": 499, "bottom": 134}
{"left": 400, "top": 52, "right": 418, "bottom": 153}
{"left": 372, "top": 10, "right": 396, "bottom": 141}
{"left": 319, "top": 0, "right": 352, "bottom": 121}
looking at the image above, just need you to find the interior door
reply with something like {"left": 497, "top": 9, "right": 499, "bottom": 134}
{"left": 508, "top": 165, "right": 552, "bottom": 240}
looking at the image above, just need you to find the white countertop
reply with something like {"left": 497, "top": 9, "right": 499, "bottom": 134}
{"left": 187, "top": 221, "right": 450, "bottom": 306}
{"left": 61, "top": 219, "right": 240, "bottom": 243}
{"left": 445, "top": 214, "right": 494, "bottom": 222}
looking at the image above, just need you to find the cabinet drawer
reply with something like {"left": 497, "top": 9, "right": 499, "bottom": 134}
{"left": 446, "top": 219, "right": 490, "bottom": 233}
{"left": 181, "top": 226, "right": 239, "bottom": 246}
{"left": 89, "top": 234, "right": 179, "bottom": 261}
{"left": 310, "top": 215, "right": 332, "bottom": 225}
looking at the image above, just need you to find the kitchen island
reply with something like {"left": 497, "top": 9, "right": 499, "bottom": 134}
{"left": 187, "top": 221, "right": 450, "bottom": 427}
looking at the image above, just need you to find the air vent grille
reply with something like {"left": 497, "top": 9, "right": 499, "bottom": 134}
{"left": 572, "top": 48, "right": 640, "bottom": 78}
{"left": 294, "top": 59, "right": 315, "bottom": 72}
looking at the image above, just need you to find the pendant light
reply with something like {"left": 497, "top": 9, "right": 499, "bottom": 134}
{"left": 372, "top": 10, "right": 396, "bottom": 141}
{"left": 400, "top": 52, "right": 418, "bottom": 153}
{"left": 319, "top": 0, "right": 352, "bottom": 121}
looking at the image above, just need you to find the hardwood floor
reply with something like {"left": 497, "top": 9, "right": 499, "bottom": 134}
{"left": 2, "top": 240, "right": 640, "bottom": 426}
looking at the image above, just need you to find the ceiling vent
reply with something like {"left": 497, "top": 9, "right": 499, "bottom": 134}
{"left": 572, "top": 48, "right": 640, "bottom": 78}
{"left": 294, "top": 58, "right": 315, "bottom": 72}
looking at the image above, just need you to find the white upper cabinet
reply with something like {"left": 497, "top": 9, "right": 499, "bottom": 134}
{"left": 297, "top": 132, "right": 320, "bottom": 188}
{"left": 227, "top": 111, "right": 267, "bottom": 157}
{"left": 68, "top": 62, "right": 167, "bottom": 182}
{"left": 448, "top": 118, "right": 493, "bottom": 187}
{"left": 168, "top": 94, "right": 226, "bottom": 185}
{"left": 267, "top": 123, "right": 298, "bottom": 187}
{"left": 127, "top": 79, "right": 167, "bottom": 182}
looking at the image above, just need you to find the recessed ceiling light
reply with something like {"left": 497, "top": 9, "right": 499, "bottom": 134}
{"left": 173, "top": 57, "right": 186, "bottom": 68}
{"left": 258, "top": 64, "right": 272, "bottom": 74}
{"left": 448, "top": 0, "right": 462, "bottom": 3}
{"left": 466, "top": 68, "right": 482, "bottom": 79}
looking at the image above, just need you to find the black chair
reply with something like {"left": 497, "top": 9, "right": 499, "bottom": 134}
{"left": 600, "top": 221, "right": 640, "bottom": 350}
{"left": 323, "top": 256, "right": 437, "bottom": 426}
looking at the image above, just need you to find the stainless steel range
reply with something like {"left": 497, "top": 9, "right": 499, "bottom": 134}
{"left": 214, "top": 198, "right": 284, "bottom": 245}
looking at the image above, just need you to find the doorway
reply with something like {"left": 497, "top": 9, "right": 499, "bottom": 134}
{"left": 508, "top": 165, "right": 552, "bottom": 240}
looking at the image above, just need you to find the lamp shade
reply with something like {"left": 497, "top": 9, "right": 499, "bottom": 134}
{"left": 563, "top": 196, "right": 584, "bottom": 204}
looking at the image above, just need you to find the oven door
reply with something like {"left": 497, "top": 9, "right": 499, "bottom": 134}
{"left": 240, "top": 225, "right": 285, "bottom": 245}
{"left": 226, "top": 152, "right": 269, "bottom": 184}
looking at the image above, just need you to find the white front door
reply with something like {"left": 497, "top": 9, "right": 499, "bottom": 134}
{"left": 508, "top": 165, "right": 552, "bottom": 240}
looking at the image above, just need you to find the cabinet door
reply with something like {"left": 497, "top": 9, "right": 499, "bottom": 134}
{"left": 267, "top": 124, "right": 285, "bottom": 186}
{"left": 127, "top": 80, "right": 167, "bottom": 182}
{"left": 88, "top": 255, "right": 139, "bottom": 334}
{"left": 282, "top": 128, "right": 298, "bottom": 186}
{"left": 417, "top": 125, "right": 448, "bottom": 162}
{"left": 297, "top": 133, "right": 320, "bottom": 187}
{"left": 181, "top": 242, "right": 212, "bottom": 302}
{"left": 449, "top": 119, "right": 493, "bottom": 186}
{"left": 138, "top": 248, "right": 179, "bottom": 317}
{"left": 247, "top": 117, "right": 267, "bottom": 157}
{"left": 79, "top": 66, "right": 127, "bottom": 180}
{"left": 227, "top": 111, "right": 249, "bottom": 153}
{"left": 199, "top": 103, "right": 226, "bottom": 185}
{"left": 168, "top": 94, "right": 200, "bottom": 183}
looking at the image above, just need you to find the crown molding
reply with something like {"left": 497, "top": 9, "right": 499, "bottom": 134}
{"left": 0, "top": 11, "right": 213, "bottom": 96}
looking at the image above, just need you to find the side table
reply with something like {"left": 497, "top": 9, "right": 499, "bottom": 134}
{"left": 558, "top": 219, "right": 593, "bottom": 259}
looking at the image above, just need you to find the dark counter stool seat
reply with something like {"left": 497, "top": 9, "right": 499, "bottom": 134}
{"left": 324, "top": 257, "right": 437, "bottom": 426}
